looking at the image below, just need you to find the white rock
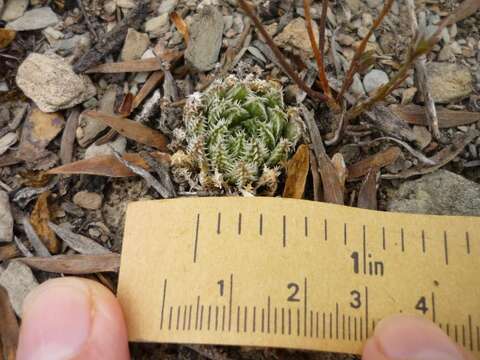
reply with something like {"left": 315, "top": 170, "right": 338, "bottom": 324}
{"left": 6, "top": 7, "right": 59, "bottom": 31}
{"left": 351, "top": 73, "right": 366, "bottom": 97}
{"left": 0, "top": 261, "right": 38, "bottom": 316}
{"left": 116, "top": 0, "right": 135, "bottom": 8}
{"left": 84, "top": 136, "right": 127, "bottom": 159}
{"left": 53, "top": 33, "right": 91, "bottom": 54}
{"left": 73, "top": 191, "right": 103, "bottom": 210}
{"left": 1, "top": 0, "right": 28, "bottom": 21}
{"left": 145, "top": 13, "right": 170, "bottom": 37}
{"left": 158, "top": 0, "right": 178, "bottom": 14}
{"left": 274, "top": 17, "right": 319, "bottom": 57}
{"left": 363, "top": 69, "right": 389, "bottom": 94}
{"left": 120, "top": 28, "right": 150, "bottom": 61}
{"left": 0, "top": 132, "right": 17, "bottom": 156}
{"left": 0, "top": 190, "right": 13, "bottom": 242}
{"left": 426, "top": 62, "right": 473, "bottom": 103}
{"left": 16, "top": 53, "right": 96, "bottom": 113}
{"left": 43, "top": 26, "right": 64, "bottom": 44}
{"left": 0, "top": 0, "right": 4, "bottom": 15}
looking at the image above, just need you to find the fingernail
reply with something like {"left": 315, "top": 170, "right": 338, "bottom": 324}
{"left": 17, "top": 278, "right": 93, "bottom": 360}
{"left": 372, "top": 315, "right": 464, "bottom": 360}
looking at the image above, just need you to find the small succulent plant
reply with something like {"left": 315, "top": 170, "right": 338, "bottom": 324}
{"left": 172, "top": 75, "right": 303, "bottom": 194}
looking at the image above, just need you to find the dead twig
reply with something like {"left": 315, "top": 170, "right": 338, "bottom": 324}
{"left": 76, "top": 0, "right": 98, "bottom": 41}
{"left": 60, "top": 108, "right": 80, "bottom": 165}
{"left": 237, "top": 0, "right": 328, "bottom": 103}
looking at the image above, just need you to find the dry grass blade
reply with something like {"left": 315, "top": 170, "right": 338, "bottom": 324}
{"left": 0, "top": 29, "right": 16, "bottom": 49}
{"left": 348, "top": 147, "right": 401, "bottom": 180}
{"left": 301, "top": 106, "right": 344, "bottom": 204}
{"left": 170, "top": 11, "right": 189, "bottom": 45}
{"left": 22, "top": 217, "right": 51, "bottom": 257}
{"left": 85, "top": 58, "right": 163, "bottom": 74}
{"left": 30, "top": 192, "right": 60, "bottom": 254}
{"left": 309, "top": 148, "right": 321, "bottom": 201}
{"left": 84, "top": 111, "right": 169, "bottom": 151}
{"left": 0, "top": 244, "right": 20, "bottom": 262}
{"left": 237, "top": 0, "right": 328, "bottom": 103}
{"left": 303, "top": 0, "right": 332, "bottom": 101}
{"left": 331, "top": 153, "right": 347, "bottom": 191}
{"left": 371, "top": 137, "right": 435, "bottom": 165}
{"left": 19, "top": 254, "right": 121, "bottom": 274}
{"left": 357, "top": 168, "right": 379, "bottom": 210}
{"left": 0, "top": 285, "right": 19, "bottom": 360}
{"left": 390, "top": 104, "right": 480, "bottom": 128}
{"left": 60, "top": 108, "right": 80, "bottom": 164}
{"left": 337, "top": 0, "right": 395, "bottom": 102}
{"left": 383, "top": 130, "right": 479, "bottom": 179}
{"left": 133, "top": 71, "right": 165, "bottom": 110}
{"left": 47, "top": 152, "right": 171, "bottom": 177}
{"left": 283, "top": 144, "right": 310, "bottom": 199}
{"left": 48, "top": 222, "right": 111, "bottom": 255}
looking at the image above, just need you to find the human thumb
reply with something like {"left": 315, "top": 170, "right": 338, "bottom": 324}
{"left": 363, "top": 314, "right": 474, "bottom": 360}
{"left": 16, "top": 277, "right": 130, "bottom": 360}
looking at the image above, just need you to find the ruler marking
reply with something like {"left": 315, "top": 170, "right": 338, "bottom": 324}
{"left": 207, "top": 305, "right": 211, "bottom": 331}
{"left": 304, "top": 278, "right": 307, "bottom": 336}
{"left": 466, "top": 232, "right": 471, "bottom": 255}
{"left": 322, "top": 312, "right": 326, "bottom": 339}
{"left": 468, "top": 315, "right": 473, "bottom": 351}
{"left": 297, "top": 308, "right": 300, "bottom": 336}
{"left": 253, "top": 306, "right": 256, "bottom": 333}
{"left": 287, "top": 308, "right": 291, "bottom": 335}
{"left": 310, "top": 310, "right": 313, "bottom": 338}
{"left": 199, "top": 305, "right": 204, "bottom": 330}
{"left": 344, "top": 223, "right": 347, "bottom": 245}
{"left": 160, "top": 279, "right": 167, "bottom": 330}
{"left": 282, "top": 308, "right": 285, "bottom": 335}
{"left": 168, "top": 306, "right": 173, "bottom": 330}
{"left": 316, "top": 312, "right": 319, "bottom": 338}
{"left": 342, "top": 314, "right": 345, "bottom": 340}
{"left": 261, "top": 308, "right": 265, "bottom": 333}
{"left": 476, "top": 326, "right": 479, "bottom": 351}
{"left": 335, "top": 304, "right": 339, "bottom": 339}
{"left": 244, "top": 306, "right": 248, "bottom": 333}
{"left": 432, "top": 292, "right": 436, "bottom": 323}
{"left": 401, "top": 227, "right": 405, "bottom": 252}
{"left": 360, "top": 316, "right": 363, "bottom": 341}
{"left": 372, "top": 319, "right": 376, "bottom": 330}
{"left": 238, "top": 213, "right": 242, "bottom": 235}
{"left": 267, "top": 296, "right": 271, "bottom": 334}
{"left": 439, "top": 322, "right": 443, "bottom": 329}
{"left": 228, "top": 273, "right": 233, "bottom": 331}
{"left": 305, "top": 217, "right": 308, "bottom": 237}
{"left": 447, "top": 323, "right": 450, "bottom": 336}
{"left": 274, "top": 307, "right": 278, "bottom": 334}
{"left": 215, "top": 305, "right": 219, "bottom": 331}
{"left": 354, "top": 317, "right": 357, "bottom": 341}
{"left": 382, "top": 226, "right": 386, "bottom": 250}
{"left": 363, "top": 225, "right": 367, "bottom": 275}
{"left": 176, "top": 305, "right": 181, "bottom": 330}
{"left": 193, "top": 214, "right": 200, "bottom": 263}
{"left": 222, "top": 305, "right": 226, "bottom": 332}
{"left": 324, "top": 219, "right": 328, "bottom": 241}
{"left": 348, "top": 316, "right": 351, "bottom": 340}
{"left": 217, "top": 212, "right": 221, "bottom": 234}
{"left": 188, "top": 304, "right": 192, "bottom": 330}
{"left": 365, "top": 286, "right": 369, "bottom": 337}
{"left": 236, "top": 306, "right": 240, "bottom": 333}
{"left": 183, "top": 305, "right": 187, "bottom": 330}
{"left": 422, "top": 230, "right": 426, "bottom": 253}
{"left": 462, "top": 324, "right": 466, "bottom": 347}
{"left": 259, "top": 214, "right": 263, "bottom": 236}
{"left": 195, "top": 296, "right": 200, "bottom": 330}
{"left": 283, "top": 215, "right": 287, "bottom": 247}
{"left": 455, "top": 324, "right": 458, "bottom": 343}
{"left": 444, "top": 231, "right": 449, "bottom": 265}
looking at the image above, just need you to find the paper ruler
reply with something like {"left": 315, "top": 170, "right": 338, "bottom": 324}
{"left": 117, "top": 197, "right": 480, "bottom": 356}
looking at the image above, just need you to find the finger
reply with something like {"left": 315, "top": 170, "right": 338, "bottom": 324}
{"left": 362, "top": 314, "right": 474, "bottom": 360}
{"left": 17, "top": 277, "right": 130, "bottom": 360}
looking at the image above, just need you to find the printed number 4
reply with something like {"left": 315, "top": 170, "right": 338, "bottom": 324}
{"left": 415, "top": 296, "right": 429, "bottom": 314}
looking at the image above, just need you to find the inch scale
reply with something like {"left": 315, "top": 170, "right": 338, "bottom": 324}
{"left": 117, "top": 197, "right": 480, "bottom": 356}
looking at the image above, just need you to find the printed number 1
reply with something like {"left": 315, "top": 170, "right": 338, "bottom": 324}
{"left": 218, "top": 280, "right": 224, "bottom": 296}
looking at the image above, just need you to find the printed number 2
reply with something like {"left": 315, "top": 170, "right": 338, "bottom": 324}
{"left": 415, "top": 296, "right": 428, "bottom": 314}
{"left": 350, "top": 290, "right": 361, "bottom": 309}
{"left": 287, "top": 283, "right": 300, "bottom": 302}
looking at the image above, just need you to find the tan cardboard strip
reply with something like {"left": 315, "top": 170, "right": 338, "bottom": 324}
{"left": 117, "top": 197, "right": 480, "bottom": 356}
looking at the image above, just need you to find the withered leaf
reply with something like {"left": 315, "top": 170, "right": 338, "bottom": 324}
{"left": 390, "top": 104, "right": 480, "bottom": 128}
{"left": 30, "top": 192, "right": 60, "bottom": 254}
{"left": 0, "top": 244, "right": 20, "bottom": 262}
{"left": 47, "top": 152, "right": 171, "bottom": 177}
{"left": 83, "top": 111, "right": 169, "bottom": 151}
{"left": 133, "top": 71, "right": 164, "bottom": 110}
{"left": 283, "top": 144, "right": 310, "bottom": 199}
{"left": 0, "top": 285, "right": 19, "bottom": 360}
{"left": 49, "top": 222, "right": 111, "bottom": 255}
{"left": 19, "top": 254, "right": 121, "bottom": 274}
{"left": 0, "top": 29, "right": 16, "bottom": 49}
{"left": 331, "top": 153, "right": 347, "bottom": 191}
{"left": 348, "top": 147, "right": 401, "bottom": 180}
{"left": 383, "top": 130, "right": 479, "bottom": 179}
{"left": 170, "top": 11, "right": 189, "bottom": 45}
{"left": 357, "top": 168, "right": 379, "bottom": 210}
{"left": 85, "top": 58, "right": 163, "bottom": 74}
